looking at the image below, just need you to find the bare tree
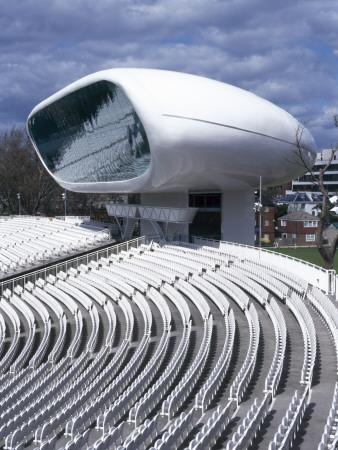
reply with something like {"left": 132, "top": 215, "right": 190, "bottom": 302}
{"left": 289, "top": 115, "right": 338, "bottom": 269}
{"left": 0, "top": 126, "right": 60, "bottom": 215}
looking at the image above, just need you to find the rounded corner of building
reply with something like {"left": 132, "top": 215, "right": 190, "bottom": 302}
{"left": 27, "top": 79, "right": 152, "bottom": 188}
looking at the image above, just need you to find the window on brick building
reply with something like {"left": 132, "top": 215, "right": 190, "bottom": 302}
{"left": 304, "top": 221, "right": 318, "bottom": 227}
{"left": 306, "top": 234, "right": 315, "bottom": 242}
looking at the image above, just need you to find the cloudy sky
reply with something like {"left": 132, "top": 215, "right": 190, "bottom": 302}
{"left": 1, "top": 0, "right": 337, "bottom": 149}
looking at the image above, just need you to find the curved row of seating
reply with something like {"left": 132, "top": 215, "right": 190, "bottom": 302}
{"left": 0, "top": 239, "right": 337, "bottom": 449}
{"left": 268, "top": 387, "right": 309, "bottom": 449}
{"left": 0, "top": 217, "right": 110, "bottom": 276}
{"left": 229, "top": 303, "right": 260, "bottom": 406}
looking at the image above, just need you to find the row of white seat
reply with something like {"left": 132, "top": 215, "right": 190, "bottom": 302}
{"left": 101, "top": 265, "right": 149, "bottom": 294}
{"left": 0, "top": 308, "right": 6, "bottom": 357}
{"left": 0, "top": 217, "right": 110, "bottom": 274}
{"left": 119, "top": 256, "right": 176, "bottom": 285}
{"left": 229, "top": 303, "right": 260, "bottom": 406}
{"left": 0, "top": 362, "right": 49, "bottom": 414}
{"left": 1, "top": 353, "right": 88, "bottom": 445}
{"left": 120, "top": 272, "right": 233, "bottom": 447}
{"left": 31, "top": 284, "right": 67, "bottom": 364}
{"left": 150, "top": 407, "right": 196, "bottom": 449}
{"left": 33, "top": 343, "right": 123, "bottom": 446}
{"left": 161, "top": 315, "right": 213, "bottom": 419}
{"left": 147, "top": 287, "right": 171, "bottom": 332}
{"left": 318, "top": 382, "right": 338, "bottom": 449}
{"left": 78, "top": 270, "right": 121, "bottom": 303}
{"left": 185, "top": 401, "right": 233, "bottom": 449}
{"left": 139, "top": 249, "right": 206, "bottom": 276}
{"left": 60, "top": 290, "right": 151, "bottom": 443}
{"left": 159, "top": 241, "right": 225, "bottom": 265}
{"left": 204, "top": 270, "right": 249, "bottom": 311}
{"left": 190, "top": 273, "right": 229, "bottom": 316}
{"left": 161, "top": 282, "right": 191, "bottom": 325}
{"left": 0, "top": 355, "right": 72, "bottom": 424}
{"left": 268, "top": 387, "right": 309, "bottom": 449}
{"left": 264, "top": 298, "right": 287, "bottom": 397}
{"left": 1, "top": 265, "right": 125, "bottom": 448}
{"left": 234, "top": 256, "right": 308, "bottom": 295}
{"left": 198, "top": 242, "right": 308, "bottom": 294}
{"left": 129, "top": 321, "right": 191, "bottom": 428}
{"left": 61, "top": 284, "right": 175, "bottom": 443}
{"left": 119, "top": 296, "right": 134, "bottom": 343}
{"left": 111, "top": 245, "right": 297, "bottom": 448}
{"left": 143, "top": 244, "right": 219, "bottom": 271}
{"left": 0, "top": 299, "right": 21, "bottom": 375}
{"left": 195, "top": 310, "right": 235, "bottom": 413}
{"left": 225, "top": 394, "right": 270, "bottom": 450}
{"left": 176, "top": 278, "right": 210, "bottom": 320}
{"left": 94, "top": 331, "right": 168, "bottom": 436}
{"left": 223, "top": 266, "right": 270, "bottom": 306}
{"left": 215, "top": 262, "right": 288, "bottom": 403}
{"left": 287, "top": 291, "right": 317, "bottom": 386}
{"left": 0, "top": 261, "right": 131, "bottom": 447}
{"left": 232, "top": 260, "right": 289, "bottom": 300}
{"left": 132, "top": 251, "right": 194, "bottom": 280}
{"left": 66, "top": 336, "right": 150, "bottom": 440}
{"left": 10, "top": 295, "right": 36, "bottom": 373}
{"left": 104, "top": 300, "right": 117, "bottom": 348}
{"left": 2, "top": 239, "right": 336, "bottom": 449}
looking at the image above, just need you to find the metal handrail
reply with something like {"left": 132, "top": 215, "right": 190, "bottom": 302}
{"left": 0, "top": 236, "right": 145, "bottom": 297}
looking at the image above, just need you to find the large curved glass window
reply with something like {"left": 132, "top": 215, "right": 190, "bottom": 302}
{"left": 28, "top": 81, "right": 151, "bottom": 183}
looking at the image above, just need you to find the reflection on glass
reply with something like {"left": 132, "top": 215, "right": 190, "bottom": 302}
{"left": 28, "top": 81, "right": 151, "bottom": 183}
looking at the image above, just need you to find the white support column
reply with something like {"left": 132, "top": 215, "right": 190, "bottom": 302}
{"left": 221, "top": 189, "right": 255, "bottom": 246}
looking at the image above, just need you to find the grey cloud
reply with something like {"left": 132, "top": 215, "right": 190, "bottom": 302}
{"left": 0, "top": 0, "right": 337, "bottom": 149}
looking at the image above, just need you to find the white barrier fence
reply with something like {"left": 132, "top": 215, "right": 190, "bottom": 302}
{"left": 193, "top": 237, "right": 336, "bottom": 295}
{"left": 0, "top": 237, "right": 146, "bottom": 298}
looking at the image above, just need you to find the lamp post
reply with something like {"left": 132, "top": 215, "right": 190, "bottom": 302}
{"left": 62, "top": 190, "right": 67, "bottom": 218}
{"left": 254, "top": 176, "right": 263, "bottom": 252}
{"left": 17, "top": 192, "right": 21, "bottom": 216}
{"left": 89, "top": 193, "right": 92, "bottom": 219}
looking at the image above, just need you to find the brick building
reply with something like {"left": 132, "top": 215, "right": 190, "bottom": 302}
{"left": 277, "top": 211, "right": 319, "bottom": 246}
{"left": 255, "top": 195, "right": 275, "bottom": 243}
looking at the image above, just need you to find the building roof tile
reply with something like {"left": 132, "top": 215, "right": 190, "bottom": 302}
{"left": 279, "top": 210, "right": 320, "bottom": 221}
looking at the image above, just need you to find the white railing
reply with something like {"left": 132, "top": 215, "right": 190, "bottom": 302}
{"left": 193, "top": 236, "right": 336, "bottom": 295}
{"left": 138, "top": 206, "right": 198, "bottom": 223}
{"left": 106, "top": 203, "right": 198, "bottom": 223}
{"left": 0, "top": 236, "right": 145, "bottom": 297}
{"left": 105, "top": 204, "right": 138, "bottom": 218}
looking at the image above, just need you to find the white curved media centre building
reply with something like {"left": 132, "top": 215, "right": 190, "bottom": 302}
{"left": 27, "top": 69, "right": 317, "bottom": 244}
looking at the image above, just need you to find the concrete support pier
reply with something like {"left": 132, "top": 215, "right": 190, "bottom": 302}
{"left": 221, "top": 189, "right": 255, "bottom": 246}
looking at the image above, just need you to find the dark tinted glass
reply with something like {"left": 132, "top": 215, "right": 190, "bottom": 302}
{"left": 28, "top": 81, "right": 150, "bottom": 183}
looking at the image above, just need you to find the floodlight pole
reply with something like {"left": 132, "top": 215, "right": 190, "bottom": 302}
{"left": 17, "top": 192, "right": 21, "bottom": 216}
{"left": 62, "top": 190, "right": 67, "bottom": 218}
{"left": 89, "top": 194, "right": 92, "bottom": 219}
